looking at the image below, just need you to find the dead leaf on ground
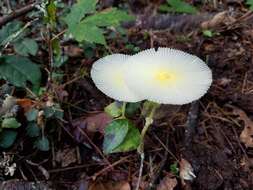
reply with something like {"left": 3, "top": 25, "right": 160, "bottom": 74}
{"left": 157, "top": 175, "right": 177, "bottom": 190}
{"left": 71, "top": 112, "right": 112, "bottom": 143}
{"left": 217, "top": 77, "right": 232, "bottom": 87}
{"left": 179, "top": 158, "right": 196, "bottom": 185}
{"left": 232, "top": 107, "right": 253, "bottom": 148}
{"left": 240, "top": 156, "right": 253, "bottom": 171}
{"left": 201, "top": 11, "right": 235, "bottom": 29}
{"left": 131, "top": 176, "right": 149, "bottom": 190}
{"left": 55, "top": 147, "right": 77, "bottom": 167}
{"left": 16, "top": 98, "right": 36, "bottom": 112}
{"left": 73, "top": 112, "right": 112, "bottom": 133}
{"left": 88, "top": 181, "right": 130, "bottom": 190}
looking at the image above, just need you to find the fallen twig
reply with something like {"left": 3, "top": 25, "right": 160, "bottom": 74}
{"left": 0, "top": 3, "right": 37, "bottom": 27}
{"left": 184, "top": 101, "right": 199, "bottom": 148}
{"left": 124, "top": 13, "right": 213, "bottom": 31}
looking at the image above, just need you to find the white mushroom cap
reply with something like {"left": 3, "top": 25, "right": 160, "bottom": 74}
{"left": 124, "top": 48, "right": 212, "bottom": 105}
{"left": 91, "top": 54, "right": 143, "bottom": 102}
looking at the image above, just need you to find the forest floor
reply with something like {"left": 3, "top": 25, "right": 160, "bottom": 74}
{"left": 1, "top": 0, "right": 253, "bottom": 190}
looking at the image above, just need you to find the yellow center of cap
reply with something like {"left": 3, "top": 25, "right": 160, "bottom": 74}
{"left": 114, "top": 73, "right": 124, "bottom": 87}
{"left": 155, "top": 70, "right": 178, "bottom": 85}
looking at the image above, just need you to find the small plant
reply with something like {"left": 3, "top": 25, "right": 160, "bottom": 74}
{"left": 202, "top": 29, "right": 220, "bottom": 38}
{"left": 0, "top": 0, "right": 134, "bottom": 151}
{"left": 0, "top": 95, "right": 19, "bottom": 149}
{"left": 63, "top": 0, "right": 134, "bottom": 45}
{"left": 170, "top": 162, "right": 179, "bottom": 176}
{"left": 159, "top": 0, "right": 198, "bottom": 14}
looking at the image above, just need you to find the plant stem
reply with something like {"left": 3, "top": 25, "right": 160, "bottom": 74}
{"left": 135, "top": 103, "right": 159, "bottom": 190}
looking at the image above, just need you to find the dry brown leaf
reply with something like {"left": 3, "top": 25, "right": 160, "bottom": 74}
{"left": 72, "top": 112, "right": 112, "bottom": 133}
{"left": 85, "top": 113, "right": 112, "bottom": 133}
{"left": 131, "top": 176, "right": 149, "bottom": 190}
{"left": 232, "top": 108, "right": 253, "bottom": 147}
{"left": 55, "top": 147, "right": 77, "bottom": 167}
{"left": 70, "top": 112, "right": 112, "bottom": 144}
{"left": 201, "top": 11, "right": 235, "bottom": 29}
{"left": 16, "top": 98, "right": 36, "bottom": 112}
{"left": 157, "top": 176, "right": 177, "bottom": 190}
{"left": 179, "top": 158, "right": 196, "bottom": 185}
{"left": 88, "top": 181, "right": 130, "bottom": 190}
{"left": 217, "top": 78, "right": 232, "bottom": 87}
{"left": 240, "top": 156, "right": 253, "bottom": 171}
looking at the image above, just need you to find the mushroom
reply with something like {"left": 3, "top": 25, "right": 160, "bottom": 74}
{"left": 91, "top": 49, "right": 212, "bottom": 190}
{"left": 91, "top": 54, "right": 143, "bottom": 102}
{"left": 124, "top": 47, "right": 212, "bottom": 105}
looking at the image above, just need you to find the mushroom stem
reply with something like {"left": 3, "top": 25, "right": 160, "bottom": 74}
{"left": 135, "top": 103, "right": 160, "bottom": 190}
{"left": 121, "top": 102, "right": 127, "bottom": 118}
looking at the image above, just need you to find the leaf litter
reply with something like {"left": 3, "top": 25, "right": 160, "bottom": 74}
{"left": 1, "top": 0, "right": 253, "bottom": 189}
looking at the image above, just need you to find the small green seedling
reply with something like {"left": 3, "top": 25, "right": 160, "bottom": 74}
{"left": 202, "top": 29, "right": 220, "bottom": 38}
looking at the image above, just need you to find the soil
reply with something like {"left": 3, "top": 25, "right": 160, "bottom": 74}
{"left": 1, "top": 0, "right": 253, "bottom": 190}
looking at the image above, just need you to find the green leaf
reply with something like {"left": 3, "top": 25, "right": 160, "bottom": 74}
{"left": 104, "top": 102, "right": 122, "bottom": 118}
{"left": 159, "top": 4, "right": 173, "bottom": 12}
{"left": 64, "top": 0, "right": 98, "bottom": 29}
{"left": 0, "top": 130, "right": 17, "bottom": 148}
{"left": 45, "top": 0, "right": 57, "bottom": 28}
{"left": 25, "top": 108, "right": 39, "bottom": 121}
{"left": 26, "top": 122, "right": 40, "bottom": 137}
{"left": 14, "top": 38, "right": 38, "bottom": 56}
{"left": 112, "top": 123, "right": 140, "bottom": 153}
{"left": 125, "top": 44, "right": 140, "bottom": 53}
{"left": 64, "top": 1, "right": 133, "bottom": 45}
{"left": 35, "top": 137, "right": 50, "bottom": 151}
{"left": 161, "top": 0, "right": 197, "bottom": 14}
{"left": 83, "top": 8, "right": 134, "bottom": 27}
{"left": 103, "top": 119, "right": 129, "bottom": 153}
{"left": 170, "top": 163, "right": 179, "bottom": 176}
{"left": 126, "top": 102, "right": 141, "bottom": 117}
{"left": 51, "top": 38, "right": 68, "bottom": 68}
{"left": 52, "top": 38, "right": 61, "bottom": 57}
{"left": 54, "top": 55, "right": 68, "bottom": 68}
{"left": 0, "top": 55, "right": 41, "bottom": 92}
{"left": 202, "top": 30, "right": 213, "bottom": 38}
{"left": 103, "top": 119, "right": 140, "bottom": 154}
{"left": 73, "top": 23, "right": 106, "bottom": 44}
{"left": 246, "top": 0, "right": 253, "bottom": 10}
{"left": 82, "top": 42, "right": 96, "bottom": 58}
{"left": 43, "top": 104, "right": 64, "bottom": 119}
{"left": 2, "top": 117, "right": 21, "bottom": 129}
{"left": 0, "top": 21, "right": 22, "bottom": 46}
